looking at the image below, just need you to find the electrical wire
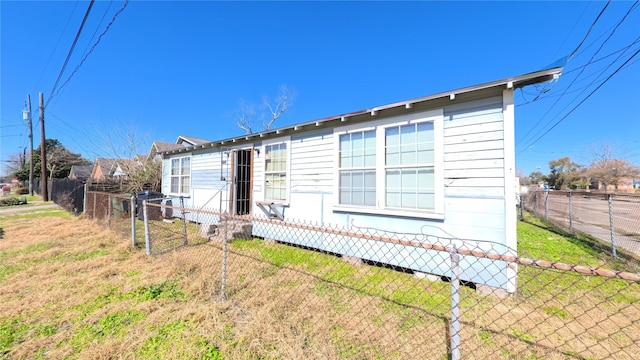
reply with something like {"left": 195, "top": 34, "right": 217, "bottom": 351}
{"left": 32, "top": 1, "right": 80, "bottom": 94}
{"left": 518, "top": 1, "right": 638, "bottom": 145}
{"left": 50, "top": 0, "right": 129, "bottom": 104}
{"left": 567, "top": 0, "right": 611, "bottom": 62}
{"left": 517, "top": 47, "right": 640, "bottom": 155}
{"left": 46, "top": 0, "right": 95, "bottom": 109}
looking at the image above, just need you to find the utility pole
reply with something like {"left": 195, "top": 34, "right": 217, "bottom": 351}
{"left": 23, "top": 94, "right": 34, "bottom": 196}
{"left": 39, "top": 92, "right": 48, "bottom": 201}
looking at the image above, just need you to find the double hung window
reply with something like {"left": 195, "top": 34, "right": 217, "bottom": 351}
{"left": 170, "top": 157, "right": 190, "bottom": 195}
{"left": 335, "top": 109, "right": 442, "bottom": 215}
{"left": 264, "top": 142, "right": 287, "bottom": 201}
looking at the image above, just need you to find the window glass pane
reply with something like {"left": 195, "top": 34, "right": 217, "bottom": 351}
{"left": 340, "top": 190, "right": 351, "bottom": 205}
{"left": 352, "top": 132, "right": 363, "bottom": 167}
{"left": 417, "top": 122, "right": 434, "bottom": 139}
{"left": 386, "top": 190, "right": 400, "bottom": 208}
{"left": 418, "top": 149, "right": 434, "bottom": 163}
{"left": 364, "top": 170, "right": 376, "bottom": 188}
{"left": 364, "top": 131, "right": 376, "bottom": 166}
{"left": 417, "top": 193, "right": 435, "bottom": 209}
{"left": 386, "top": 127, "right": 399, "bottom": 146}
{"left": 401, "top": 192, "right": 416, "bottom": 209}
{"left": 170, "top": 177, "right": 179, "bottom": 193}
{"left": 181, "top": 158, "right": 190, "bottom": 175}
{"left": 339, "top": 134, "right": 351, "bottom": 168}
{"left": 401, "top": 148, "right": 416, "bottom": 165}
{"left": 386, "top": 169, "right": 401, "bottom": 188}
{"left": 171, "top": 159, "right": 179, "bottom": 175}
{"left": 400, "top": 124, "right": 416, "bottom": 146}
{"left": 181, "top": 176, "right": 190, "bottom": 193}
{"left": 401, "top": 169, "right": 417, "bottom": 189}
{"left": 265, "top": 173, "right": 286, "bottom": 201}
{"left": 352, "top": 171, "right": 364, "bottom": 189}
{"left": 418, "top": 168, "right": 434, "bottom": 188}
{"left": 364, "top": 190, "right": 376, "bottom": 206}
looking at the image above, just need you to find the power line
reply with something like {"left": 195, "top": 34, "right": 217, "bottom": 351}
{"left": 518, "top": 2, "right": 638, "bottom": 145}
{"left": 32, "top": 1, "right": 80, "bottom": 94}
{"left": 567, "top": 0, "right": 611, "bottom": 62}
{"left": 46, "top": 0, "right": 95, "bottom": 109}
{"left": 51, "top": 0, "right": 129, "bottom": 103}
{"left": 517, "top": 47, "right": 640, "bottom": 155}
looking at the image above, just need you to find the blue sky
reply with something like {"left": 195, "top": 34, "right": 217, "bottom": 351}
{"left": 1, "top": 1, "right": 639, "bottom": 176}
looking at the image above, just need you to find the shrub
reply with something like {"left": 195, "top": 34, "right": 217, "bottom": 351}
{"left": 0, "top": 197, "right": 23, "bottom": 207}
{"left": 15, "top": 187, "right": 29, "bottom": 195}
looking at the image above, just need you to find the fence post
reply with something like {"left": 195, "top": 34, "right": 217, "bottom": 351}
{"left": 608, "top": 194, "right": 617, "bottom": 259}
{"left": 534, "top": 191, "right": 538, "bottom": 215}
{"left": 220, "top": 214, "right": 228, "bottom": 301}
{"left": 450, "top": 245, "right": 461, "bottom": 360}
{"left": 107, "top": 194, "right": 112, "bottom": 225}
{"left": 83, "top": 183, "right": 88, "bottom": 215}
{"left": 545, "top": 190, "right": 549, "bottom": 221}
{"left": 519, "top": 195, "right": 524, "bottom": 220}
{"left": 93, "top": 192, "right": 97, "bottom": 219}
{"left": 568, "top": 191, "right": 573, "bottom": 236}
{"left": 143, "top": 200, "right": 151, "bottom": 256}
{"left": 131, "top": 195, "right": 136, "bottom": 248}
{"left": 180, "top": 196, "right": 188, "bottom": 246}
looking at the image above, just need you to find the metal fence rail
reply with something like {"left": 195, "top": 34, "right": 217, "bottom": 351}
{"left": 522, "top": 191, "right": 640, "bottom": 261}
{"left": 84, "top": 191, "right": 640, "bottom": 359}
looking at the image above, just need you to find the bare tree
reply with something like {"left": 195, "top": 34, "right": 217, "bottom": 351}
{"left": 94, "top": 123, "right": 161, "bottom": 192}
{"left": 586, "top": 142, "right": 640, "bottom": 192}
{"left": 236, "top": 99, "right": 257, "bottom": 134}
{"left": 4, "top": 153, "right": 25, "bottom": 176}
{"left": 235, "top": 85, "right": 296, "bottom": 134}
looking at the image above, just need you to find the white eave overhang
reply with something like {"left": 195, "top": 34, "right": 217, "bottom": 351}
{"left": 163, "top": 66, "right": 562, "bottom": 156}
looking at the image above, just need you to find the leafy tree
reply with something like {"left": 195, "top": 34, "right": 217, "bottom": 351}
{"left": 13, "top": 139, "right": 90, "bottom": 180}
{"left": 528, "top": 171, "right": 546, "bottom": 186}
{"left": 547, "top": 157, "right": 582, "bottom": 190}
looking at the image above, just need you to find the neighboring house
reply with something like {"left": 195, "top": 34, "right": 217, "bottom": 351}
{"left": 112, "top": 159, "right": 140, "bottom": 179}
{"left": 68, "top": 165, "right": 92, "bottom": 180}
{"left": 160, "top": 66, "right": 563, "bottom": 292}
{"left": 91, "top": 158, "right": 117, "bottom": 180}
{"left": 148, "top": 136, "right": 211, "bottom": 161}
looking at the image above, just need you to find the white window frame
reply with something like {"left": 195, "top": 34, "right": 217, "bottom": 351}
{"left": 333, "top": 109, "right": 444, "bottom": 219}
{"left": 169, "top": 156, "right": 191, "bottom": 196}
{"left": 262, "top": 136, "right": 291, "bottom": 204}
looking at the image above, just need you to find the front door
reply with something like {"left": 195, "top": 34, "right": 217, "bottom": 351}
{"left": 232, "top": 149, "right": 252, "bottom": 215}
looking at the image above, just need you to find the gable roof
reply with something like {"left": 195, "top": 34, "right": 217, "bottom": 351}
{"left": 163, "top": 66, "right": 563, "bottom": 156}
{"left": 92, "top": 158, "right": 117, "bottom": 178}
{"left": 150, "top": 141, "right": 185, "bottom": 155}
{"left": 177, "top": 135, "right": 211, "bottom": 146}
{"left": 69, "top": 165, "right": 92, "bottom": 179}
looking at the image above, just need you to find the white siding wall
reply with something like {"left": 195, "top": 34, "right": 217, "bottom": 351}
{"left": 290, "top": 129, "right": 334, "bottom": 193}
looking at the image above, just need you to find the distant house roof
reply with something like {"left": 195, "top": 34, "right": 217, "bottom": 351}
{"left": 91, "top": 158, "right": 117, "bottom": 179}
{"left": 150, "top": 141, "right": 186, "bottom": 154}
{"left": 69, "top": 165, "right": 92, "bottom": 179}
{"left": 177, "top": 135, "right": 211, "bottom": 146}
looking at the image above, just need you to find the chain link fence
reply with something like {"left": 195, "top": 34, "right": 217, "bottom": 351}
{"left": 84, "top": 191, "right": 640, "bottom": 359}
{"left": 522, "top": 190, "right": 640, "bottom": 262}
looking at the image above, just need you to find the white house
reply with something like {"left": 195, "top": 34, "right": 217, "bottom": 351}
{"left": 161, "top": 66, "right": 563, "bottom": 292}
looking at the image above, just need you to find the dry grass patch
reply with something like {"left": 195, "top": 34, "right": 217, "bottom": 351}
{"left": 1, "top": 211, "right": 639, "bottom": 359}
